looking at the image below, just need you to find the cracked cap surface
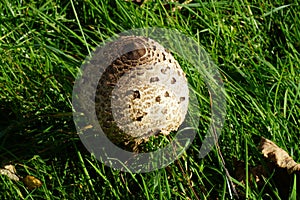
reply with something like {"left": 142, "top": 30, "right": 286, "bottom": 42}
{"left": 94, "top": 36, "right": 189, "bottom": 146}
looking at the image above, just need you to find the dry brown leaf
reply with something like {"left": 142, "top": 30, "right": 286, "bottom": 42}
{"left": 234, "top": 137, "right": 299, "bottom": 199}
{"left": 0, "top": 165, "right": 19, "bottom": 181}
{"left": 22, "top": 175, "right": 43, "bottom": 190}
{"left": 259, "top": 137, "right": 300, "bottom": 199}
{"left": 1, "top": 164, "right": 43, "bottom": 190}
{"left": 260, "top": 137, "right": 300, "bottom": 174}
{"left": 0, "top": 170, "right": 19, "bottom": 181}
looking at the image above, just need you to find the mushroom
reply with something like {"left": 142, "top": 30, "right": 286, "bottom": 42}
{"left": 95, "top": 36, "right": 189, "bottom": 149}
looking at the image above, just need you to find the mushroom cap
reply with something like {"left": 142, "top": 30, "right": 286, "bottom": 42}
{"left": 95, "top": 36, "right": 189, "bottom": 145}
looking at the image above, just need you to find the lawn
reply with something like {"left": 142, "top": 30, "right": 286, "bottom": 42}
{"left": 0, "top": 0, "right": 299, "bottom": 199}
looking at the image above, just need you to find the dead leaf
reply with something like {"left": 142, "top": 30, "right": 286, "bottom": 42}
{"left": 259, "top": 137, "right": 300, "bottom": 199}
{"left": 1, "top": 164, "right": 43, "bottom": 190}
{"left": 0, "top": 165, "right": 19, "bottom": 181}
{"left": 22, "top": 175, "right": 43, "bottom": 190}
{"left": 260, "top": 137, "right": 300, "bottom": 174}
{"left": 234, "top": 137, "right": 300, "bottom": 199}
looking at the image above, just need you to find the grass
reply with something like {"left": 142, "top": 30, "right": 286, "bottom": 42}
{"left": 0, "top": 0, "right": 299, "bottom": 199}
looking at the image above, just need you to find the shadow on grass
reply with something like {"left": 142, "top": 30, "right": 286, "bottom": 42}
{"left": 0, "top": 104, "right": 148, "bottom": 198}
